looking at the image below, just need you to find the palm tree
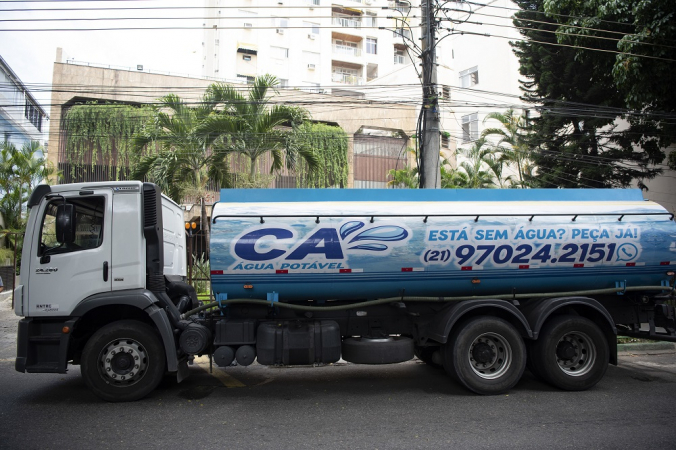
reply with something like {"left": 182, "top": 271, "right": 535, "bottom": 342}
{"left": 387, "top": 166, "right": 418, "bottom": 189}
{"left": 133, "top": 75, "right": 317, "bottom": 244}
{"left": 132, "top": 92, "right": 234, "bottom": 246}
{"left": 481, "top": 109, "right": 531, "bottom": 187}
{"left": 440, "top": 156, "right": 468, "bottom": 188}
{"left": 0, "top": 140, "right": 56, "bottom": 250}
{"left": 205, "top": 74, "right": 318, "bottom": 182}
{"left": 456, "top": 138, "right": 498, "bottom": 188}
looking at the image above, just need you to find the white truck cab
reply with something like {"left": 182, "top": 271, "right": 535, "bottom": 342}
{"left": 14, "top": 181, "right": 195, "bottom": 401}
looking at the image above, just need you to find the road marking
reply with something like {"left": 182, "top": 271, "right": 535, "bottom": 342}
{"left": 194, "top": 355, "right": 245, "bottom": 388}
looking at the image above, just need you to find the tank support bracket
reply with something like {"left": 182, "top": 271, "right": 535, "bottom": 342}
{"left": 217, "top": 293, "right": 228, "bottom": 314}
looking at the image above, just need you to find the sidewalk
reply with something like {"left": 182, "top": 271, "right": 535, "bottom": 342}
{"left": 0, "top": 292, "right": 17, "bottom": 358}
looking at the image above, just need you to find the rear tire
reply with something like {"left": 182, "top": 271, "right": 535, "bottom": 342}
{"left": 81, "top": 320, "right": 166, "bottom": 402}
{"left": 530, "top": 315, "right": 608, "bottom": 391}
{"left": 443, "top": 316, "right": 526, "bottom": 395}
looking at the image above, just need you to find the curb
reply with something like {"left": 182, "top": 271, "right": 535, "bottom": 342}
{"left": 617, "top": 342, "right": 675, "bottom": 352}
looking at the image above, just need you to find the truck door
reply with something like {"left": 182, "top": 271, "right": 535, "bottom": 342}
{"left": 27, "top": 189, "right": 112, "bottom": 316}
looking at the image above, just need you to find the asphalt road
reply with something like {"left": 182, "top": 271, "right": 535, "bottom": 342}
{"left": 2, "top": 295, "right": 676, "bottom": 450}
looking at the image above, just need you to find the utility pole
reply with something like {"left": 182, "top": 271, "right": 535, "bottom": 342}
{"left": 420, "top": 0, "right": 441, "bottom": 188}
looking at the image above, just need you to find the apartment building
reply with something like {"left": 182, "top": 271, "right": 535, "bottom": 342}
{"left": 202, "top": 1, "right": 438, "bottom": 92}
{"left": 0, "top": 55, "right": 48, "bottom": 147}
{"left": 445, "top": 0, "right": 522, "bottom": 148}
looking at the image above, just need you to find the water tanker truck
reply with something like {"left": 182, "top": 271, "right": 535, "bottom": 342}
{"left": 14, "top": 182, "right": 676, "bottom": 401}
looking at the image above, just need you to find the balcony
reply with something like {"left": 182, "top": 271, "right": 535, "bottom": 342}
{"left": 332, "top": 16, "right": 362, "bottom": 29}
{"left": 333, "top": 43, "right": 362, "bottom": 57}
{"left": 332, "top": 72, "right": 364, "bottom": 85}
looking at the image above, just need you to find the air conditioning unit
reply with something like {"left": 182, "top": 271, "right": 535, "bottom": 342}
{"left": 308, "top": 34, "right": 316, "bottom": 40}
{"left": 243, "top": 22, "right": 253, "bottom": 28}
{"left": 307, "top": 63, "right": 316, "bottom": 70}
{"left": 276, "top": 28, "right": 285, "bottom": 35}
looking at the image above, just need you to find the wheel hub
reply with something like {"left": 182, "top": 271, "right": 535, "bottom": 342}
{"left": 555, "top": 332, "right": 596, "bottom": 377}
{"left": 468, "top": 333, "right": 512, "bottom": 380}
{"left": 100, "top": 339, "right": 148, "bottom": 385}
{"left": 556, "top": 340, "right": 577, "bottom": 360}
{"left": 472, "top": 342, "right": 496, "bottom": 364}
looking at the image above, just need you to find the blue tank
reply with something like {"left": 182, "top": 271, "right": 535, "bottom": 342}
{"left": 209, "top": 189, "right": 675, "bottom": 302}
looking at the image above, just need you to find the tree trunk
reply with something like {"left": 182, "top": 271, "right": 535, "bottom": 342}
{"left": 249, "top": 156, "right": 257, "bottom": 180}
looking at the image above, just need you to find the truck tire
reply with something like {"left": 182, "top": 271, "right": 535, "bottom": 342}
{"left": 443, "top": 316, "right": 526, "bottom": 395}
{"left": 342, "top": 336, "right": 414, "bottom": 364}
{"left": 81, "top": 320, "right": 166, "bottom": 402}
{"left": 530, "top": 315, "right": 608, "bottom": 391}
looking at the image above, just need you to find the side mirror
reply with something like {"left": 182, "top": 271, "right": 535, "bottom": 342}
{"left": 56, "top": 203, "right": 76, "bottom": 244}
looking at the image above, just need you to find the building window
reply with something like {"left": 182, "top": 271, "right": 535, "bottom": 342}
{"left": 237, "top": 75, "right": 256, "bottom": 84}
{"left": 462, "top": 113, "right": 479, "bottom": 143}
{"left": 270, "top": 46, "right": 289, "bottom": 59}
{"left": 303, "top": 51, "right": 320, "bottom": 66}
{"left": 273, "top": 17, "right": 289, "bottom": 28}
{"left": 303, "top": 21, "right": 319, "bottom": 34}
{"left": 394, "top": 48, "right": 406, "bottom": 65}
{"left": 366, "top": 38, "right": 377, "bottom": 55}
{"left": 394, "top": 1, "right": 410, "bottom": 14}
{"left": 459, "top": 66, "right": 479, "bottom": 88}
{"left": 441, "top": 133, "right": 450, "bottom": 148}
{"left": 24, "top": 99, "right": 42, "bottom": 132}
{"left": 279, "top": 79, "right": 289, "bottom": 88}
{"left": 243, "top": 55, "right": 252, "bottom": 61}
{"left": 303, "top": 82, "right": 321, "bottom": 93}
{"left": 393, "top": 28, "right": 412, "bottom": 40}
{"left": 363, "top": 12, "right": 377, "bottom": 28}
{"left": 442, "top": 85, "right": 450, "bottom": 100}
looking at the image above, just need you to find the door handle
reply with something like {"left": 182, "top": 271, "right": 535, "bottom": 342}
{"left": 103, "top": 261, "right": 109, "bottom": 282}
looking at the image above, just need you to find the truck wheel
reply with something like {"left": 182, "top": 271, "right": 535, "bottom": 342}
{"left": 530, "top": 315, "right": 608, "bottom": 391}
{"left": 81, "top": 320, "right": 166, "bottom": 402}
{"left": 443, "top": 316, "right": 526, "bottom": 395}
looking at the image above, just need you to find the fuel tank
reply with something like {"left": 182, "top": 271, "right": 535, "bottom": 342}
{"left": 209, "top": 189, "right": 675, "bottom": 302}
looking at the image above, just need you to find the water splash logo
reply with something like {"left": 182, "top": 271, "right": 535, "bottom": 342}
{"left": 340, "top": 221, "right": 410, "bottom": 253}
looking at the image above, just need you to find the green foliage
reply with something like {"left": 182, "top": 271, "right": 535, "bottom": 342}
{"left": 293, "top": 122, "right": 348, "bottom": 188}
{"left": 132, "top": 90, "right": 233, "bottom": 203}
{"left": 481, "top": 109, "right": 532, "bottom": 188}
{"left": 203, "top": 74, "right": 319, "bottom": 183}
{"left": 190, "top": 253, "right": 211, "bottom": 295}
{"left": 62, "top": 102, "right": 154, "bottom": 180}
{"left": 512, "top": 0, "right": 669, "bottom": 188}
{"left": 455, "top": 138, "right": 499, "bottom": 189}
{"left": 0, "top": 247, "right": 14, "bottom": 266}
{"left": 0, "top": 140, "right": 55, "bottom": 272}
{"left": 388, "top": 167, "right": 418, "bottom": 189}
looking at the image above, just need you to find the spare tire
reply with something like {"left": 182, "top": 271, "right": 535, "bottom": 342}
{"left": 342, "top": 336, "right": 414, "bottom": 364}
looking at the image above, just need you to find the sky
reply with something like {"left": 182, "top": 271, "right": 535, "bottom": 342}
{"left": 0, "top": 0, "right": 205, "bottom": 111}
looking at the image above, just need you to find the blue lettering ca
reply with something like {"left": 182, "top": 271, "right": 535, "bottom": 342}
{"left": 234, "top": 227, "right": 344, "bottom": 261}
